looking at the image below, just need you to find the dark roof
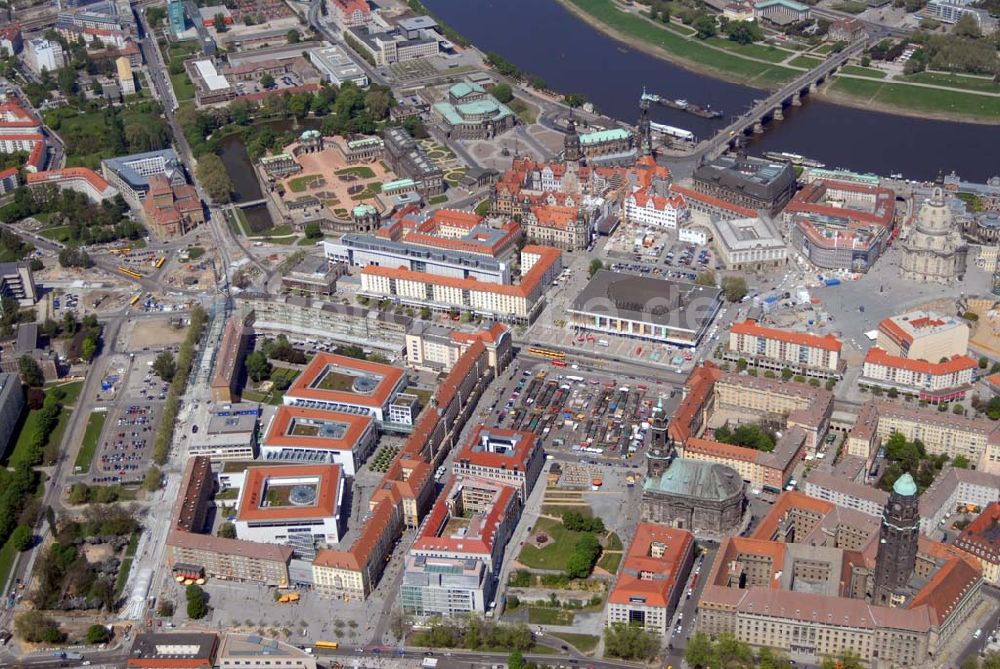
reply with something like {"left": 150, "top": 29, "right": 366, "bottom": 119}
{"left": 570, "top": 270, "right": 721, "bottom": 333}
{"left": 129, "top": 632, "right": 218, "bottom": 664}
{"left": 14, "top": 322, "right": 37, "bottom": 354}
{"left": 693, "top": 154, "right": 796, "bottom": 202}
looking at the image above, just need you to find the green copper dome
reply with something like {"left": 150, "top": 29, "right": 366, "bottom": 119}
{"left": 893, "top": 472, "right": 917, "bottom": 497}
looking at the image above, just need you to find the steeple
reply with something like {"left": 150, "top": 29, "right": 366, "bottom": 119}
{"left": 872, "top": 472, "right": 920, "bottom": 606}
{"left": 638, "top": 88, "right": 653, "bottom": 157}
{"left": 564, "top": 109, "right": 582, "bottom": 164}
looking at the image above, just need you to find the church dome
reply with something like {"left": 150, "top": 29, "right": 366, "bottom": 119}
{"left": 892, "top": 472, "right": 917, "bottom": 497}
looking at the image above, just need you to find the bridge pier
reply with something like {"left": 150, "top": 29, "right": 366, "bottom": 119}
{"left": 753, "top": 121, "right": 764, "bottom": 134}
{"left": 772, "top": 107, "right": 784, "bottom": 121}
{"left": 809, "top": 82, "right": 818, "bottom": 93}
{"left": 792, "top": 92, "right": 802, "bottom": 107}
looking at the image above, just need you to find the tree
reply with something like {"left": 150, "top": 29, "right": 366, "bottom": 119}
{"left": 213, "top": 13, "right": 228, "bottom": 32}
{"left": 58, "top": 245, "right": 92, "bottom": 268}
{"left": 15, "top": 611, "right": 64, "bottom": 643}
{"left": 758, "top": 646, "right": 793, "bottom": 669}
{"left": 695, "top": 270, "right": 716, "bottom": 286}
{"left": 81, "top": 337, "right": 97, "bottom": 362}
{"left": 980, "top": 356, "right": 990, "bottom": 369}
{"left": 18, "top": 355, "right": 44, "bottom": 387}
{"left": 727, "top": 20, "right": 763, "bottom": 44}
{"left": 245, "top": 350, "right": 271, "bottom": 382}
{"left": 953, "top": 454, "right": 971, "bottom": 468}
{"left": 954, "top": 13, "right": 981, "bottom": 38}
{"left": 304, "top": 222, "right": 323, "bottom": 239}
{"left": 563, "top": 93, "right": 586, "bottom": 107}
{"left": 721, "top": 276, "right": 748, "bottom": 302}
{"left": 85, "top": 624, "right": 110, "bottom": 644}
{"left": 491, "top": 83, "right": 514, "bottom": 103}
{"left": 508, "top": 651, "right": 526, "bottom": 669}
{"left": 713, "top": 633, "right": 754, "bottom": 668}
{"left": 685, "top": 632, "right": 714, "bottom": 668}
{"left": 217, "top": 522, "right": 237, "bottom": 539}
{"left": 153, "top": 351, "right": 177, "bottom": 382}
{"left": 589, "top": 258, "right": 604, "bottom": 278}
{"left": 196, "top": 154, "right": 234, "bottom": 204}
{"left": 186, "top": 584, "right": 208, "bottom": 619}
{"left": 143, "top": 465, "right": 162, "bottom": 492}
{"left": 287, "top": 29, "right": 300, "bottom": 43}
{"left": 157, "top": 599, "right": 175, "bottom": 617}
{"left": 820, "top": 651, "right": 864, "bottom": 669}
{"left": 604, "top": 624, "right": 659, "bottom": 660}
{"left": 146, "top": 5, "right": 166, "bottom": 27}
{"left": 10, "top": 524, "right": 32, "bottom": 551}
{"left": 694, "top": 14, "right": 717, "bottom": 39}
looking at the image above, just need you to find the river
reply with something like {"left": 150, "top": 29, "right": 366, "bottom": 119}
{"left": 423, "top": 0, "right": 998, "bottom": 181}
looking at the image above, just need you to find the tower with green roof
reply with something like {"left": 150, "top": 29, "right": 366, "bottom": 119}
{"left": 872, "top": 472, "right": 921, "bottom": 605}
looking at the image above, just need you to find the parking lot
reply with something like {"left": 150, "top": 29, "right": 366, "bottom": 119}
{"left": 481, "top": 360, "right": 681, "bottom": 465}
{"left": 92, "top": 403, "right": 159, "bottom": 485}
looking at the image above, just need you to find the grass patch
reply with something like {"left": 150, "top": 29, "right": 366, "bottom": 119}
{"left": 704, "top": 37, "right": 791, "bottom": 63}
{"left": 509, "top": 97, "right": 538, "bottom": 123}
{"left": 831, "top": 0, "right": 866, "bottom": 12}
{"left": 169, "top": 72, "right": 195, "bottom": 102}
{"left": 0, "top": 534, "right": 19, "bottom": 596}
{"left": 288, "top": 174, "right": 322, "bottom": 193}
{"left": 335, "top": 166, "right": 375, "bottom": 178}
{"left": 74, "top": 412, "right": 106, "bottom": 474}
{"left": 428, "top": 194, "right": 448, "bottom": 205}
{"left": 40, "top": 226, "right": 72, "bottom": 242}
{"left": 789, "top": 55, "right": 823, "bottom": 69}
{"left": 114, "top": 557, "right": 133, "bottom": 598}
{"left": 528, "top": 607, "right": 576, "bottom": 626}
{"left": 838, "top": 65, "right": 887, "bottom": 79}
{"left": 186, "top": 246, "right": 205, "bottom": 260}
{"left": 905, "top": 71, "right": 1000, "bottom": 93}
{"left": 814, "top": 42, "right": 837, "bottom": 54}
{"left": 548, "top": 632, "right": 600, "bottom": 654}
{"left": 597, "top": 552, "right": 622, "bottom": 574}
{"left": 270, "top": 366, "right": 301, "bottom": 388}
{"left": 5, "top": 382, "right": 82, "bottom": 467}
{"left": 562, "top": 0, "right": 797, "bottom": 83}
{"left": 351, "top": 182, "right": 382, "bottom": 201}
{"left": 518, "top": 517, "right": 586, "bottom": 571}
{"left": 53, "top": 381, "right": 83, "bottom": 406}
{"left": 606, "top": 532, "right": 623, "bottom": 551}
{"left": 829, "top": 77, "right": 1000, "bottom": 120}
{"left": 297, "top": 237, "right": 321, "bottom": 246}
{"left": 540, "top": 504, "right": 591, "bottom": 518}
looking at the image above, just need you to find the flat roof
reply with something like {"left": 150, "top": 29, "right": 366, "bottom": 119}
{"left": 570, "top": 270, "right": 721, "bottom": 333}
{"left": 457, "top": 425, "right": 537, "bottom": 473}
{"left": 285, "top": 352, "right": 405, "bottom": 409}
{"left": 193, "top": 59, "right": 230, "bottom": 92}
{"left": 264, "top": 405, "right": 373, "bottom": 452}
{"left": 236, "top": 463, "right": 342, "bottom": 522}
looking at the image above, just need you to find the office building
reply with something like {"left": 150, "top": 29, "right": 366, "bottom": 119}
{"left": 188, "top": 406, "right": 258, "bottom": 461}
{"left": 876, "top": 310, "right": 970, "bottom": 361}
{"left": 346, "top": 26, "right": 438, "bottom": 67}
{"left": 234, "top": 464, "right": 343, "bottom": 549}
{"left": 0, "top": 373, "right": 24, "bottom": 459}
{"left": 101, "top": 149, "right": 188, "bottom": 209}
{"left": 680, "top": 428, "right": 806, "bottom": 494}
{"left": 24, "top": 38, "right": 64, "bottom": 74}
{"left": 359, "top": 245, "right": 562, "bottom": 324}
{"left": 919, "top": 467, "right": 1000, "bottom": 535}
{"left": 955, "top": 502, "right": 1000, "bottom": 584}
{"left": 405, "top": 321, "right": 512, "bottom": 373}
{"left": 873, "top": 401, "right": 1000, "bottom": 472}
{"left": 331, "top": 0, "right": 372, "bottom": 27}
{"left": 803, "top": 469, "right": 889, "bottom": 518}
{"left": 283, "top": 352, "right": 408, "bottom": 425}
{"left": 708, "top": 215, "right": 788, "bottom": 271}
{"left": 260, "top": 406, "right": 376, "bottom": 476}
{"left": 568, "top": 270, "right": 722, "bottom": 348}
{"left": 692, "top": 153, "right": 796, "bottom": 216}
{"left": 128, "top": 633, "right": 219, "bottom": 669}
{"left": 727, "top": 319, "right": 843, "bottom": 378}
{"left": 606, "top": 524, "right": 694, "bottom": 635}
{"left": 116, "top": 55, "right": 136, "bottom": 95}
{"left": 26, "top": 168, "right": 117, "bottom": 203}
{"left": 217, "top": 633, "right": 317, "bottom": 669}
{"left": 452, "top": 426, "right": 543, "bottom": 501}
{"left": 210, "top": 315, "right": 248, "bottom": 404}
{"left": 308, "top": 45, "right": 368, "bottom": 87}
{"left": 167, "top": 0, "right": 188, "bottom": 36}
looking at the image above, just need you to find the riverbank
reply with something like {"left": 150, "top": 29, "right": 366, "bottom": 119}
{"left": 554, "top": 0, "right": 1000, "bottom": 125}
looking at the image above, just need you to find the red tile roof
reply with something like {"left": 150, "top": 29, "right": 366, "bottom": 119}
{"left": 667, "top": 362, "right": 721, "bottom": 444}
{"left": 731, "top": 319, "right": 842, "bottom": 353}
{"left": 609, "top": 523, "right": 693, "bottom": 607}
{"left": 671, "top": 184, "right": 758, "bottom": 218}
{"left": 285, "top": 352, "right": 405, "bottom": 409}
{"left": 456, "top": 425, "right": 537, "bottom": 472}
{"left": 236, "top": 464, "right": 341, "bottom": 522}
{"left": 411, "top": 475, "right": 517, "bottom": 557}
{"left": 264, "top": 405, "right": 373, "bottom": 452}
{"left": 864, "top": 347, "right": 977, "bottom": 376}
{"left": 26, "top": 167, "right": 111, "bottom": 193}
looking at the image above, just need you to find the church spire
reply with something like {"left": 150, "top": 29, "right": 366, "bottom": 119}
{"left": 564, "top": 109, "right": 582, "bottom": 164}
{"left": 638, "top": 89, "right": 653, "bottom": 157}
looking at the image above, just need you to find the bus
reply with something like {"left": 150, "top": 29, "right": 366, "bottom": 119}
{"left": 314, "top": 641, "right": 339, "bottom": 650}
{"left": 128, "top": 294, "right": 142, "bottom": 306}
{"left": 117, "top": 266, "right": 142, "bottom": 280}
{"left": 526, "top": 347, "right": 566, "bottom": 362}
{"left": 154, "top": 256, "right": 166, "bottom": 269}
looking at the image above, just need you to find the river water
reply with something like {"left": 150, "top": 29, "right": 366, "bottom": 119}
{"left": 423, "top": 0, "right": 997, "bottom": 181}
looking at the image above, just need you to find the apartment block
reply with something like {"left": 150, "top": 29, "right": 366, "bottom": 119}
{"left": 728, "top": 319, "right": 843, "bottom": 378}
{"left": 861, "top": 347, "right": 976, "bottom": 403}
